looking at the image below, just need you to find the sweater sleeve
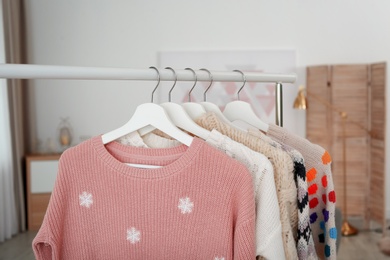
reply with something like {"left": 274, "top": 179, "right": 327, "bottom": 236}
{"left": 255, "top": 166, "right": 286, "bottom": 260}
{"left": 234, "top": 218, "right": 256, "bottom": 259}
{"left": 232, "top": 165, "right": 256, "bottom": 259}
{"left": 32, "top": 218, "right": 57, "bottom": 260}
{"left": 32, "top": 151, "right": 70, "bottom": 260}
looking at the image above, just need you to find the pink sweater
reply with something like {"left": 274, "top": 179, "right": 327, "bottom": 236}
{"left": 33, "top": 136, "right": 255, "bottom": 260}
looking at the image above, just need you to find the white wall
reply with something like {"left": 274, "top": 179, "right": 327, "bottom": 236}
{"left": 23, "top": 0, "right": 390, "bottom": 217}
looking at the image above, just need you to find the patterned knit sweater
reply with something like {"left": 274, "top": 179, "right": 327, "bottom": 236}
{"left": 248, "top": 129, "right": 317, "bottom": 260}
{"left": 196, "top": 113, "right": 299, "bottom": 260}
{"left": 120, "top": 130, "right": 286, "bottom": 259}
{"left": 33, "top": 136, "right": 256, "bottom": 259}
{"left": 266, "top": 124, "right": 337, "bottom": 260}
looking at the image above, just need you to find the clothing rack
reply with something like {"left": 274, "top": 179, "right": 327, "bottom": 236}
{"left": 0, "top": 64, "right": 297, "bottom": 126}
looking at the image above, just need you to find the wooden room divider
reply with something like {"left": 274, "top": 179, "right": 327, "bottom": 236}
{"left": 306, "top": 62, "right": 386, "bottom": 228}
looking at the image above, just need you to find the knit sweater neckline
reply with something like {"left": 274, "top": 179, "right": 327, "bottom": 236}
{"left": 92, "top": 135, "right": 204, "bottom": 179}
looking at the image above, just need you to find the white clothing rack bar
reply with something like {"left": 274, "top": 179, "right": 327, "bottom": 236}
{"left": 0, "top": 64, "right": 296, "bottom": 83}
{"left": 0, "top": 64, "right": 297, "bottom": 126}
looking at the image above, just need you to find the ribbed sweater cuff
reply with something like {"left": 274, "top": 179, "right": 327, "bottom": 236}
{"left": 256, "top": 225, "right": 285, "bottom": 260}
{"left": 33, "top": 226, "right": 55, "bottom": 260}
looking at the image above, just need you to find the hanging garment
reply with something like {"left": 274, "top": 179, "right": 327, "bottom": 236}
{"left": 266, "top": 124, "right": 337, "bottom": 260}
{"left": 32, "top": 136, "right": 256, "bottom": 260}
{"left": 248, "top": 129, "right": 317, "bottom": 260}
{"left": 120, "top": 130, "right": 286, "bottom": 259}
{"left": 196, "top": 112, "right": 299, "bottom": 260}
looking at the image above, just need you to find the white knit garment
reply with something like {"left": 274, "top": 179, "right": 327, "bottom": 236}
{"left": 196, "top": 113, "right": 298, "bottom": 260}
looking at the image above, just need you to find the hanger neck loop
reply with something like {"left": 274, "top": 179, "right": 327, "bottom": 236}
{"left": 165, "top": 67, "right": 177, "bottom": 102}
{"left": 185, "top": 68, "right": 197, "bottom": 102}
{"left": 200, "top": 68, "right": 213, "bottom": 102}
{"left": 149, "top": 66, "right": 161, "bottom": 103}
{"left": 233, "top": 69, "right": 246, "bottom": 100}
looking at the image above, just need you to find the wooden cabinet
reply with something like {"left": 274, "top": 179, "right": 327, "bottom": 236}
{"left": 26, "top": 154, "right": 61, "bottom": 231}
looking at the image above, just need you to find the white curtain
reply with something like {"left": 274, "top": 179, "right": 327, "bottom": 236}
{"left": 0, "top": 80, "right": 18, "bottom": 242}
{"left": 0, "top": 0, "right": 26, "bottom": 242}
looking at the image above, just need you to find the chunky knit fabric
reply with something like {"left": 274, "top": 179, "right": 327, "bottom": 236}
{"left": 121, "top": 131, "right": 286, "bottom": 259}
{"left": 248, "top": 129, "right": 317, "bottom": 260}
{"left": 267, "top": 124, "right": 337, "bottom": 260}
{"left": 196, "top": 113, "right": 298, "bottom": 260}
{"left": 33, "top": 136, "right": 256, "bottom": 259}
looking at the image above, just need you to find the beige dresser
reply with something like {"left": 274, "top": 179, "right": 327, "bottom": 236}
{"left": 26, "top": 154, "right": 61, "bottom": 231}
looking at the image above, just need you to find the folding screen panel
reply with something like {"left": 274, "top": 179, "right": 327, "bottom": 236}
{"left": 306, "top": 62, "right": 386, "bottom": 227}
{"left": 369, "top": 62, "right": 386, "bottom": 225}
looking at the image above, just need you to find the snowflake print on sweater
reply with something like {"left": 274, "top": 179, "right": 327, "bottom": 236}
{"left": 127, "top": 227, "right": 141, "bottom": 244}
{"left": 118, "top": 130, "right": 285, "bottom": 259}
{"left": 214, "top": 257, "right": 225, "bottom": 260}
{"left": 178, "top": 197, "right": 194, "bottom": 214}
{"left": 79, "top": 192, "right": 93, "bottom": 208}
{"left": 33, "top": 136, "right": 256, "bottom": 259}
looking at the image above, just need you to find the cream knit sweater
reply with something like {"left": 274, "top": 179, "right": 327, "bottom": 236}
{"left": 196, "top": 113, "right": 298, "bottom": 260}
{"left": 248, "top": 129, "right": 317, "bottom": 260}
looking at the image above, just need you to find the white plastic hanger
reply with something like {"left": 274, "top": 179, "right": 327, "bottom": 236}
{"left": 160, "top": 67, "right": 210, "bottom": 140}
{"left": 198, "top": 68, "right": 246, "bottom": 130}
{"left": 223, "top": 70, "right": 269, "bottom": 132}
{"left": 181, "top": 68, "right": 207, "bottom": 120}
{"left": 101, "top": 67, "right": 193, "bottom": 146}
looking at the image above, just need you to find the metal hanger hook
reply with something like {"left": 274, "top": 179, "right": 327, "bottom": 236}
{"left": 149, "top": 66, "right": 161, "bottom": 103}
{"left": 165, "top": 67, "right": 177, "bottom": 102}
{"left": 233, "top": 69, "right": 246, "bottom": 100}
{"left": 185, "top": 68, "right": 197, "bottom": 102}
{"left": 200, "top": 68, "right": 213, "bottom": 101}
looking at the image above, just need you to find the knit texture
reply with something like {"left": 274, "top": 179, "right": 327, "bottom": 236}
{"left": 196, "top": 112, "right": 298, "bottom": 260}
{"left": 248, "top": 129, "right": 317, "bottom": 260}
{"left": 267, "top": 124, "right": 337, "bottom": 260}
{"left": 121, "top": 131, "right": 286, "bottom": 259}
{"left": 32, "top": 136, "right": 256, "bottom": 259}
{"left": 118, "top": 131, "right": 180, "bottom": 147}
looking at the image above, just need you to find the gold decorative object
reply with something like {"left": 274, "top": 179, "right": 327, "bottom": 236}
{"left": 293, "top": 86, "right": 307, "bottom": 110}
{"left": 294, "top": 86, "right": 360, "bottom": 236}
{"left": 58, "top": 117, "right": 73, "bottom": 151}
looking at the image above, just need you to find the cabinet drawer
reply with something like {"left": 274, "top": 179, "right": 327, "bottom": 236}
{"left": 30, "top": 160, "right": 59, "bottom": 193}
{"left": 26, "top": 154, "right": 61, "bottom": 231}
{"left": 31, "top": 193, "right": 51, "bottom": 212}
{"left": 29, "top": 193, "right": 51, "bottom": 230}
